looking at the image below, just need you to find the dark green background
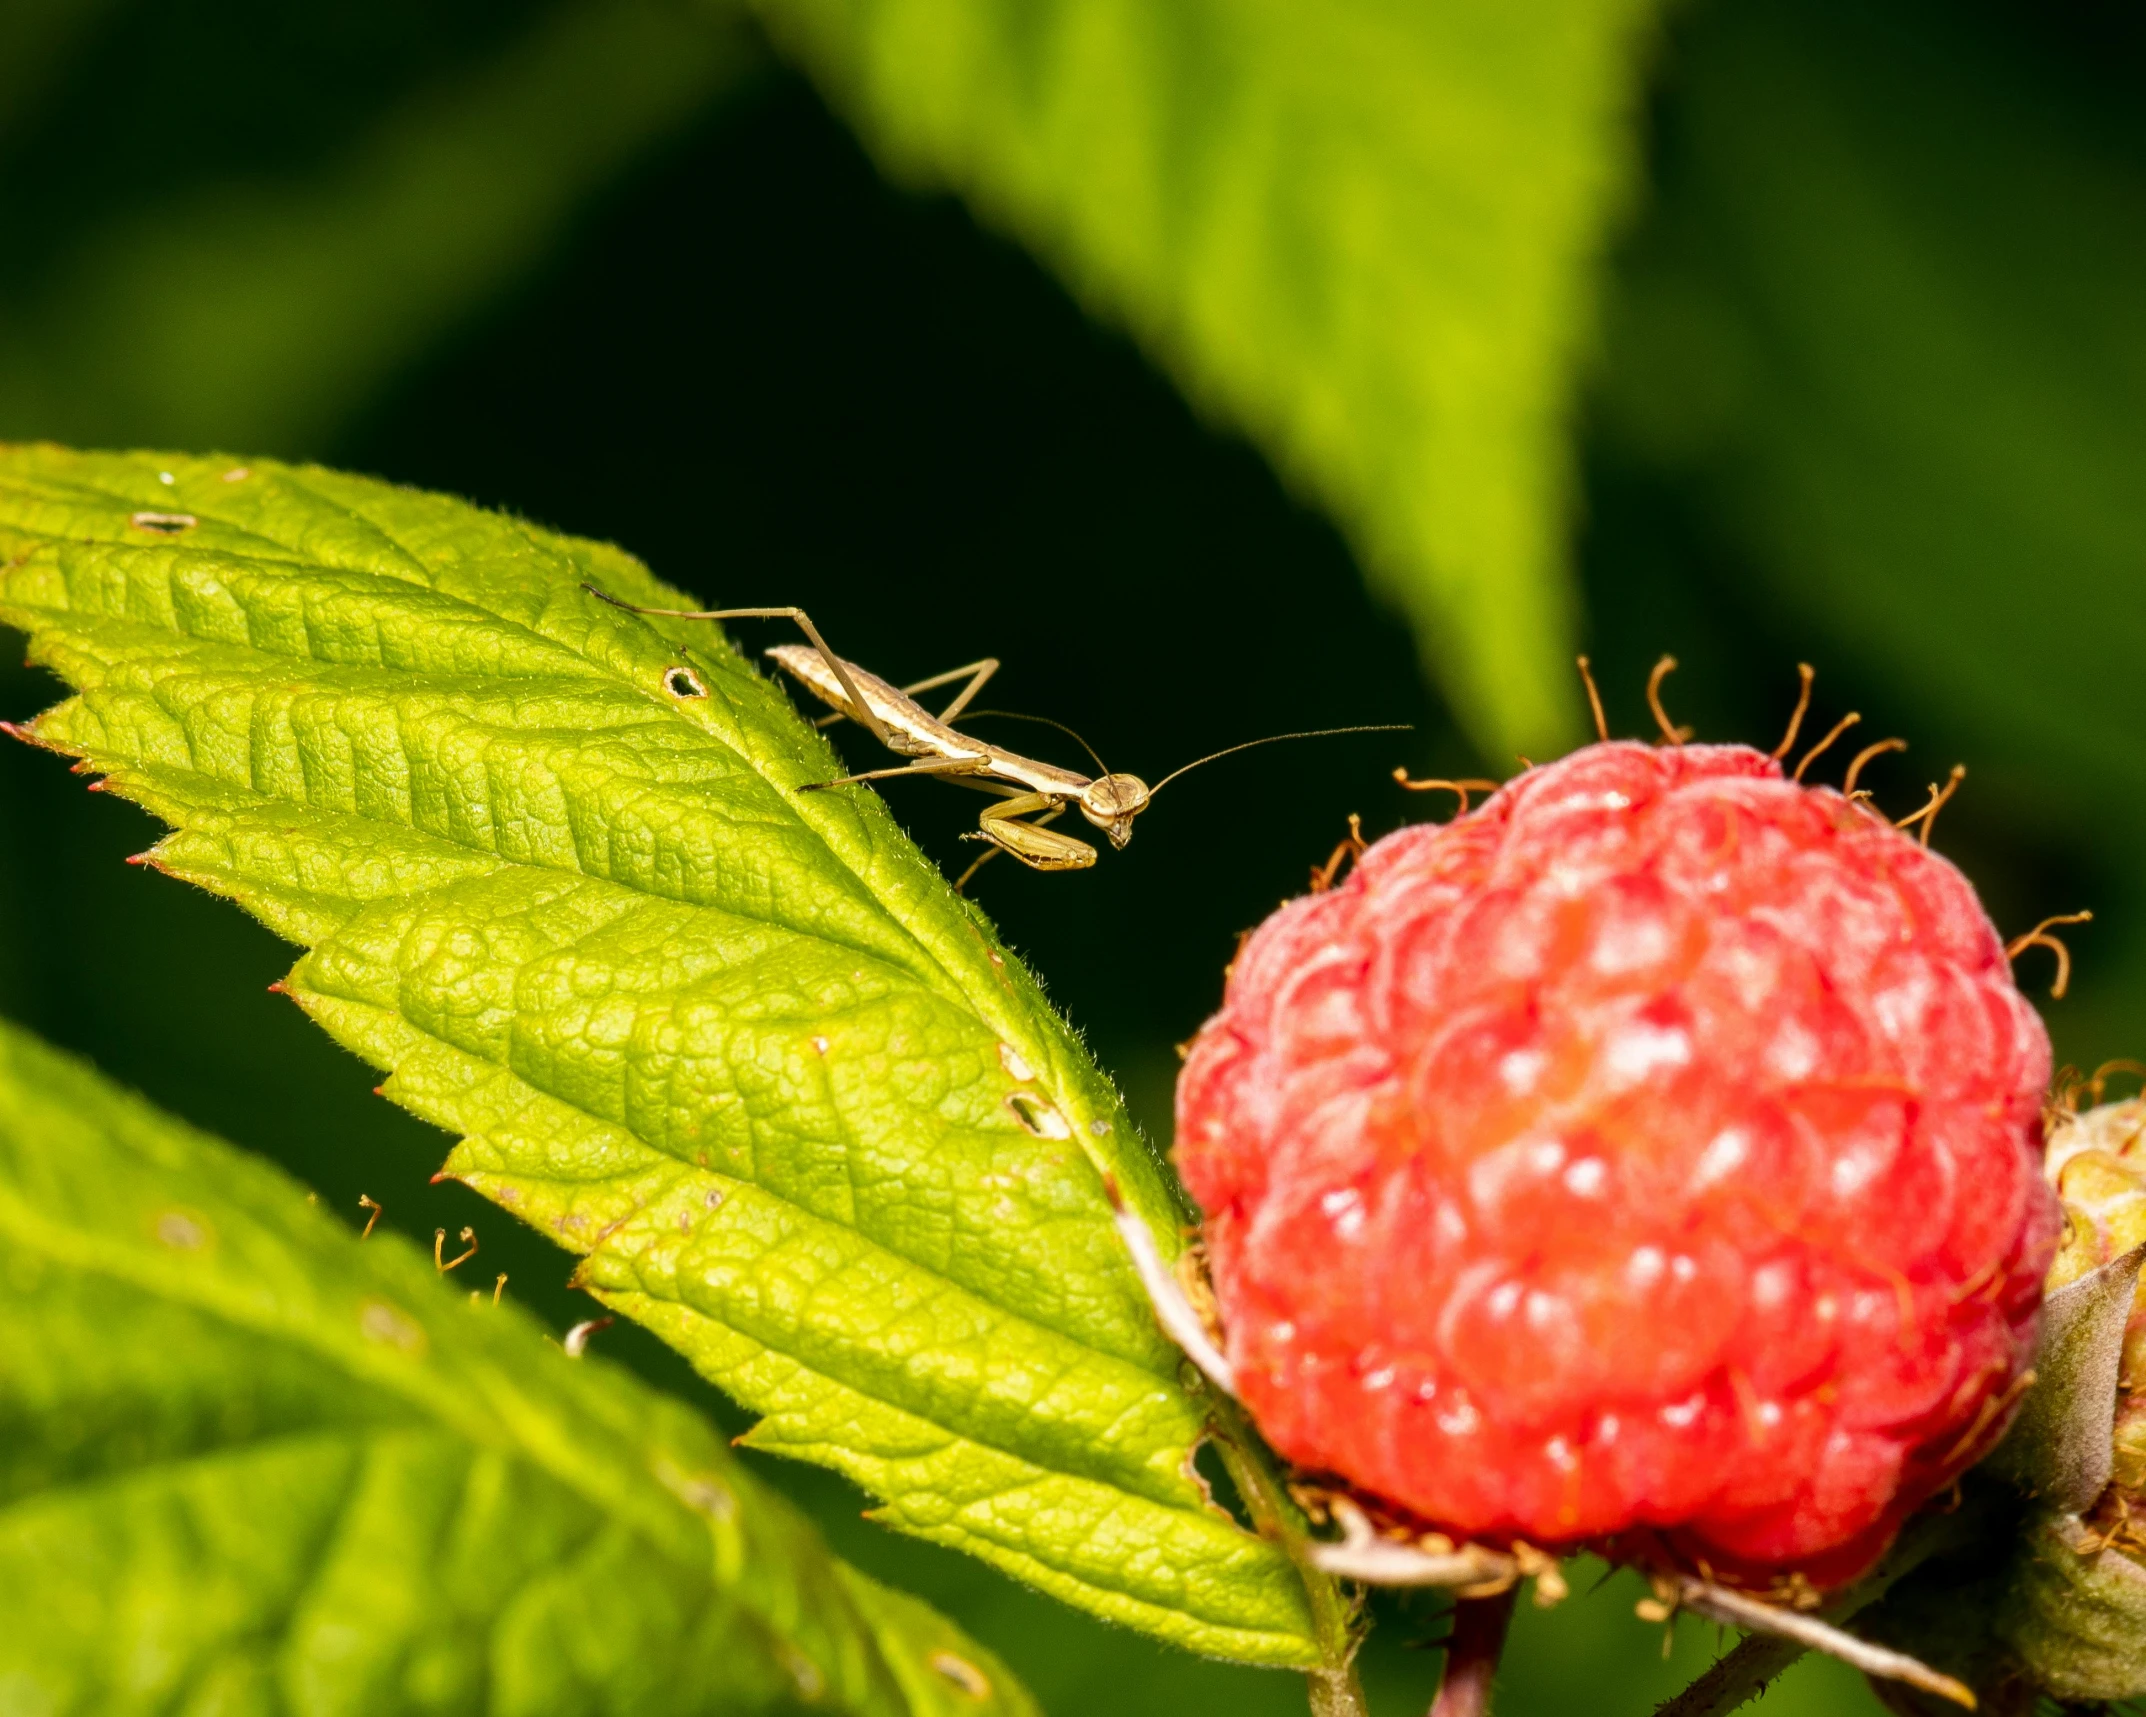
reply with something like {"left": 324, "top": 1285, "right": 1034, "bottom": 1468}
{"left": 4, "top": 1, "right": 2139, "bottom": 1710}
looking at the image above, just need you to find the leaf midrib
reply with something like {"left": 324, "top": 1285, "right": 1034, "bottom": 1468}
{"left": 2, "top": 550, "right": 1007, "bottom": 1029}
{"left": 8, "top": 486, "right": 1183, "bottom": 1275}
{"left": 14, "top": 574, "right": 1215, "bottom": 1519}
{"left": 579, "top": 1174, "right": 1204, "bottom": 1502}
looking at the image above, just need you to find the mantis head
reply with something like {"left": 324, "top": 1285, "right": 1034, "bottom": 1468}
{"left": 1079, "top": 773, "right": 1152, "bottom": 847}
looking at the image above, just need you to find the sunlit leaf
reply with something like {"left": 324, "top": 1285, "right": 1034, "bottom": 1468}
{"left": 743, "top": 0, "right": 1669, "bottom": 757}
{"left": 0, "top": 444, "right": 1328, "bottom": 1668}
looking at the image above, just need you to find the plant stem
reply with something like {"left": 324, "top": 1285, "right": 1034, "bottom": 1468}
{"left": 1653, "top": 1490, "right": 1996, "bottom": 1717}
{"left": 1651, "top": 1635, "right": 1807, "bottom": 1717}
{"left": 1307, "top": 1666, "right": 1373, "bottom": 1717}
{"left": 1430, "top": 1588, "right": 1518, "bottom": 1717}
{"left": 1204, "top": 1395, "right": 1369, "bottom": 1717}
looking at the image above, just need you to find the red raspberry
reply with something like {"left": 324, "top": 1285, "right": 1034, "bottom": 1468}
{"left": 1176, "top": 741, "right": 2058, "bottom": 1586}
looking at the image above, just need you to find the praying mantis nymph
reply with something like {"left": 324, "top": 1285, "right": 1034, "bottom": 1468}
{"left": 585, "top": 587, "right": 1407, "bottom": 887}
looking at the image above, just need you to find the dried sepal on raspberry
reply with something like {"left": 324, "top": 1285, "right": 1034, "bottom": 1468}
{"left": 1988, "top": 1090, "right": 2146, "bottom": 1703}
{"left": 2042, "top": 1088, "right": 2146, "bottom": 1505}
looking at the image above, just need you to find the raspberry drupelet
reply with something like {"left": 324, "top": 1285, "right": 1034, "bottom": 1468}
{"left": 1175, "top": 741, "right": 2059, "bottom": 1588}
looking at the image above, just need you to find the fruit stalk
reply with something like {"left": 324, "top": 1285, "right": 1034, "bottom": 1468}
{"left": 1205, "top": 1395, "right": 1370, "bottom": 1716}
{"left": 1429, "top": 1588, "right": 1518, "bottom": 1717}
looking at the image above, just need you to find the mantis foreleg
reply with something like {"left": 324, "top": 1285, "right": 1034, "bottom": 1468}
{"left": 966, "top": 793, "right": 1097, "bottom": 872}
{"left": 955, "top": 795, "right": 1073, "bottom": 891}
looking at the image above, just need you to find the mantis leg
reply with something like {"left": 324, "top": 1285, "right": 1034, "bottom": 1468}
{"left": 799, "top": 756, "right": 985, "bottom": 791}
{"left": 953, "top": 788, "right": 1060, "bottom": 891}
{"left": 903, "top": 659, "right": 1000, "bottom": 723}
{"left": 953, "top": 846, "right": 1002, "bottom": 893}
{"left": 581, "top": 587, "right": 893, "bottom": 749}
{"left": 966, "top": 794, "right": 1097, "bottom": 873}
{"left": 813, "top": 657, "right": 999, "bottom": 730}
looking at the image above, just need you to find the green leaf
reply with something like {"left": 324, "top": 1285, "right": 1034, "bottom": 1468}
{"left": 0, "top": 1012, "right": 1033, "bottom": 1717}
{"left": 738, "top": 0, "right": 1668, "bottom": 758}
{"left": 0, "top": 444, "right": 1328, "bottom": 1669}
{"left": 0, "top": 0, "right": 757, "bottom": 453}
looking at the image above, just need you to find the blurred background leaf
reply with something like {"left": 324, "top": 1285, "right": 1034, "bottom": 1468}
{"left": 4, "top": 0, "right": 2142, "bottom": 1710}
{"left": 0, "top": 1014, "right": 1034, "bottom": 1717}
{"left": 0, "top": 0, "right": 760, "bottom": 452}
{"left": 740, "top": 0, "right": 1667, "bottom": 759}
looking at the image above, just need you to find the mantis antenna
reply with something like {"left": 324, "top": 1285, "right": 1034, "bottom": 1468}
{"left": 583, "top": 580, "right": 1411, "bottom": 880}
{"left": 960, "top": 709, "right": 1112, "bottom": 777}
{"left": 1149, "top": 725, "right": 1414, "bottom": 796}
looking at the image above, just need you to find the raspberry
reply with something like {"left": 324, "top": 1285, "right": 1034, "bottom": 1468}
{"left": 1176, "top": 741, "right": 2058, "bottom": 1586}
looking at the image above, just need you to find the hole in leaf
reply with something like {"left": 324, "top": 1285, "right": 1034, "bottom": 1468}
{"left": 929, "top": 1651, "right": 991, "bottom": 1700}
{"left": 129, "top": 510, "right": 197, "bottom": 534}
{"left": 1005, "top": 1091, "right": 1071, "bottom": 1139}
{"left": 663, "top": 665, "right": 708, "bottom": 699}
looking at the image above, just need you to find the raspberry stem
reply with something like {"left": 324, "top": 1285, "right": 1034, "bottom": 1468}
{"left": 1430, "top": 1588, "right": 1518, "bottom": 1717}
{"left": 1204, "top": 1395, "right": 1369, "bottom": 1715}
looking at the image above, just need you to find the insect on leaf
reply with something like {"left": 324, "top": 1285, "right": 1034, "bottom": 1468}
{"left": 0, "top": 445, "right": 1327, "bottom": 1668}
{"left": 0, "top": 1014, "right": 1032, "bottom": 1716}
{"left": 739, "top": 0, "right": 1671, "bottom": 758}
